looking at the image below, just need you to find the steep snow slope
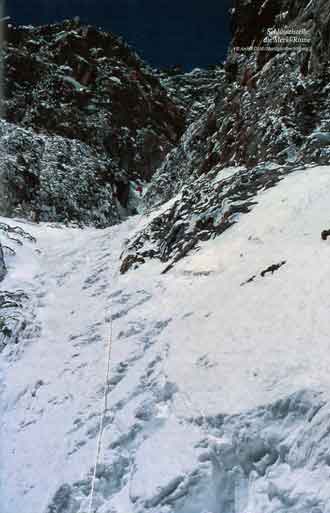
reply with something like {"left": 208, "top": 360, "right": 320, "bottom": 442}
{"left": 2, "top": 164, "right": 330, "bottom": 513}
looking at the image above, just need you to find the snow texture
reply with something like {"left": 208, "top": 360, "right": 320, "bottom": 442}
{"left": 2, "top": 165, "right": 330, "bottom": 513}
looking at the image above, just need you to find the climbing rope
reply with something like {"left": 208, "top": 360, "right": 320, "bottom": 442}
{"left": 84, "top": 164, "right": 315, "bottom": 512}
{"left": 84, "top": 200, "right": 215, "bottom": 512}
{"left": 85, "top": 209, "right": 151, "bottom": 513}
{"left": 86, "top": 306, "right": 114, "bottom": 513}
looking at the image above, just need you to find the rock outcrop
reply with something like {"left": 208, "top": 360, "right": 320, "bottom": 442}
{"left": 2, "top": 19, "right": 186, "bottom": 223}
{"left": 121, "top": 0, "right": 330, "bottom": 272}
{"left": 0, "top": 119, "right": 121, "bottom": 226}
{"left": 2, "top": 1, "right": 330, "bottom": 250}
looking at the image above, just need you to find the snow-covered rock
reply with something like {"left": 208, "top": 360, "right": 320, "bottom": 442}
{"left": 0, "top": 119, "right": 122, "bottom": 226}
{"left": 3, "top": 2, "right": 330, "bottom": 512}
{"left": 123, "top": 161, "right": 299, "bottom": 273}
{"left": 2, "top": 19, "right": 185, "bottom": 223}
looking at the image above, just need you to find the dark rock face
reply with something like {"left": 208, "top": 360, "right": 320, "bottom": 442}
{"left": 121, "top": 0, "right": 330, "bottom": 272}
{"left": 209, "top": 0, "right": 330, "bottom": 171}
{"left": 4, "top": 21, "right": 185, "bottom": 181}
{"left": 231, "top": 0, "right": 330, "bottom": 73}
{"left": 231, "top": 0, "right": 281, "bottom": 49}
{"left": 144, "top": 106, "right": 221, "bottom": 209}
{"left": 145, "top": 0, "right": 330, "bottom": 212}
{"left": 3, "top": 1, "right": 330, "bottom": 262}
{"left": 158, "top": 67, "right": 224, "bottom": 125}
{"left": 1, "top": 20, "right": 185, "bottom": 224}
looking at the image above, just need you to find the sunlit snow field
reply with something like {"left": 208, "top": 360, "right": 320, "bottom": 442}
{"left": 2, "top": 165, "right": 330, "bottom": 513}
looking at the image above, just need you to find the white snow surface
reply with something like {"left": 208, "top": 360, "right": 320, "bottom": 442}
{"left": 2, "top": 165, "right": 330, "bottom": 512}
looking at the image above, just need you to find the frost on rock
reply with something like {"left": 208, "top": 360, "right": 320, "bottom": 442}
{"left": 125, "top": 0, "right": 330, "bottom": 272}
{"left": 0, "top": 120, "right": 121, "bottom": 226}
{"left": 4, "top": 1, "right": 330, "bottom": 513}
{"left": 122, "top": 161, "right": 299, "bottom": 273}
{"left": 4, "top": 19, "right": 185, "bottom": 188}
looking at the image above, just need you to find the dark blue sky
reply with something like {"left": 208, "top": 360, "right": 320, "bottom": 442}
{"left": 7, "top": 0, "right": 232, "bottom": 69}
